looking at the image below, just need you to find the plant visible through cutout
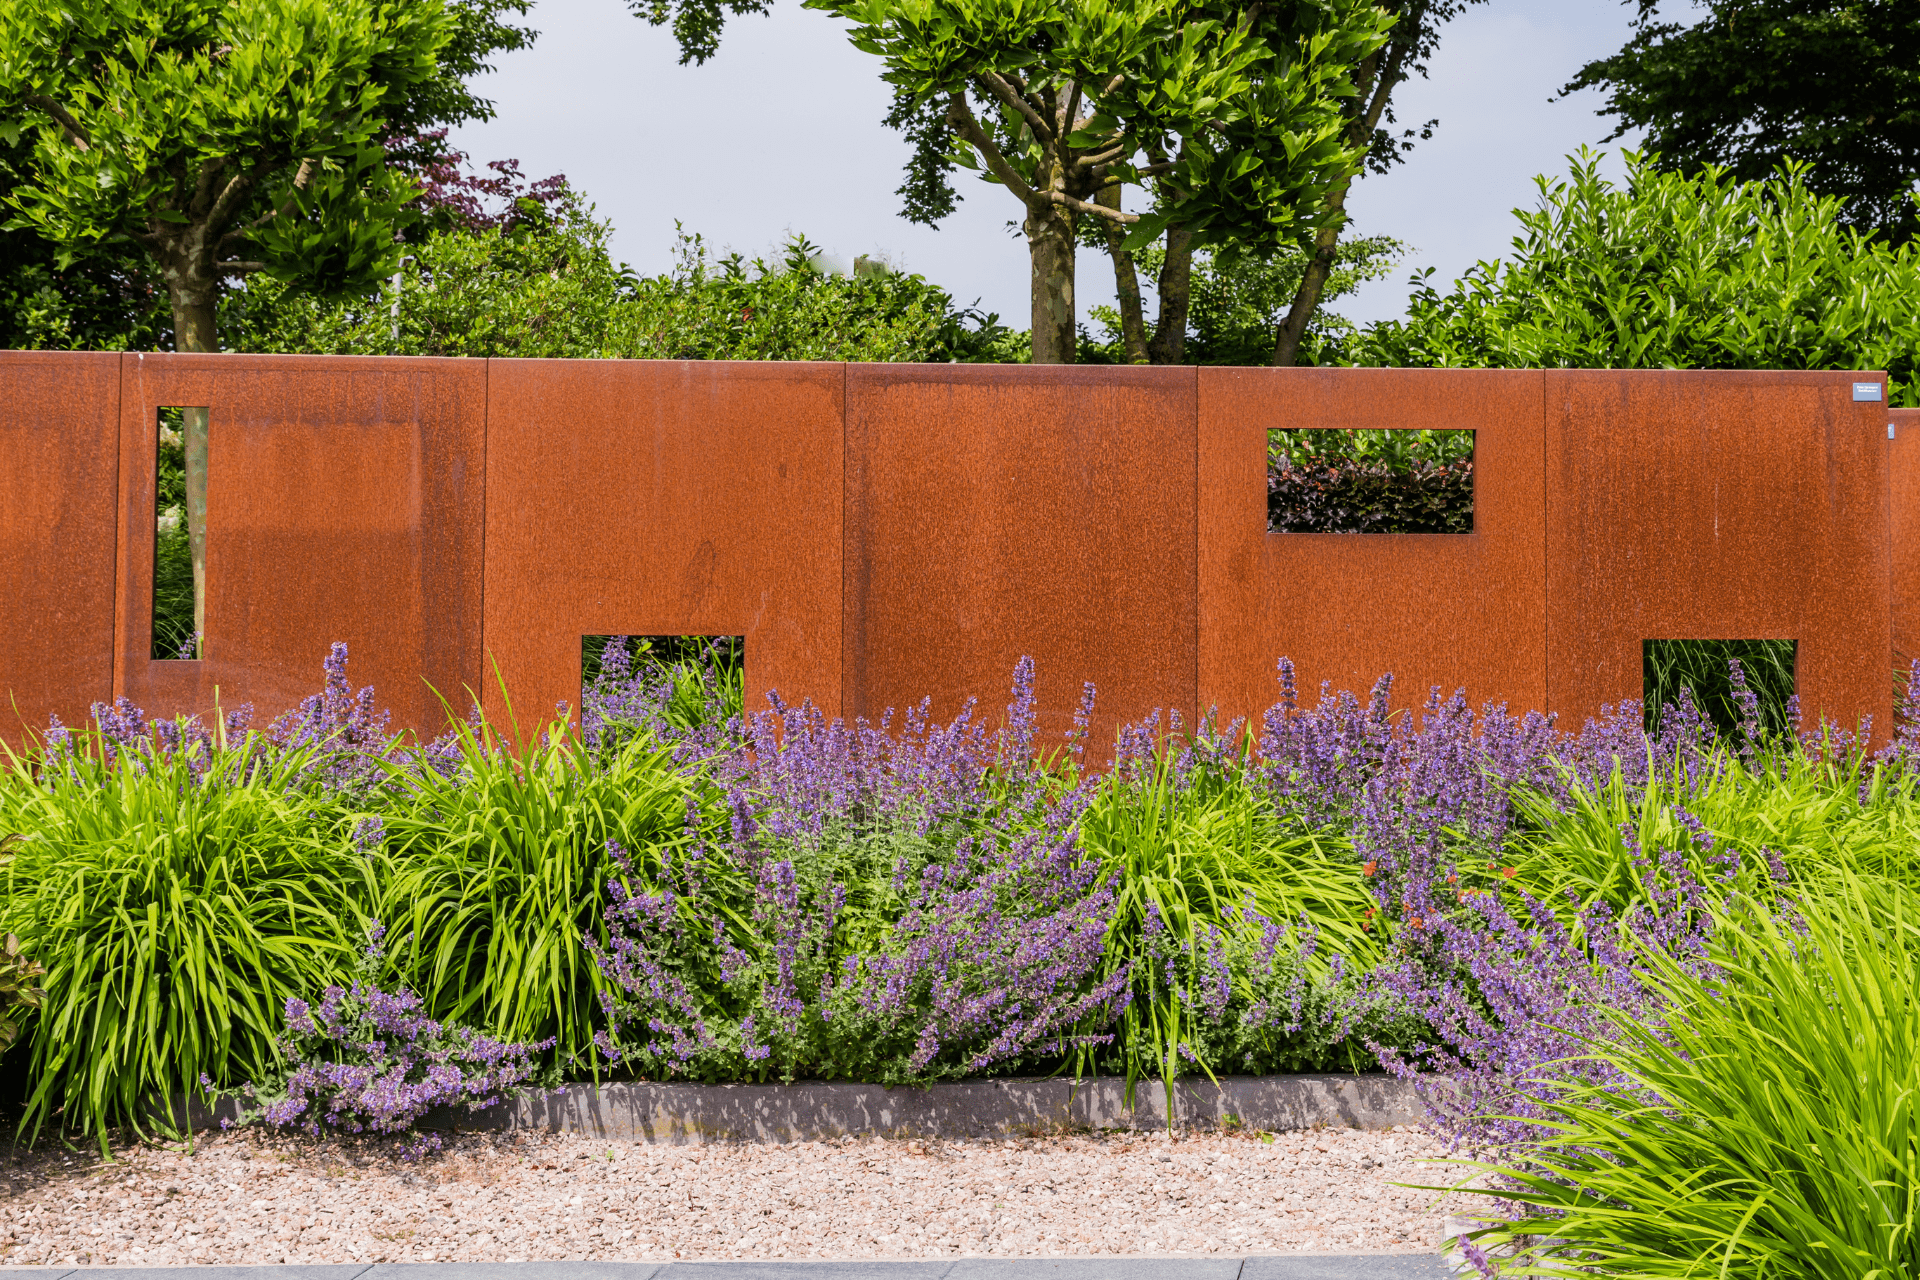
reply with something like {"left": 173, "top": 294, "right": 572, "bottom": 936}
{"left": 1643, "top": 639, "right": 1797, "bottom": 739}
{"left": 153, "top": 407, "right": 206, "bottom": 660}
{"left": 581, "top": 635, "right": 746, "bottom": 734}
{"left": 1267, "top": 428, "right": 1474, "bottom": 534}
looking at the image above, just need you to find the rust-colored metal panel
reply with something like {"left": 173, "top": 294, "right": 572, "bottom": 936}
{"left": 1545, "top": 370, "right": 1891, "bottom": 738}
{"left": 116, "top": 352, "right": 486, "bottom": 736}
{"left": 1889, "top": 406, "right": 1920, "bottom": 678}
{"left": 844, "top": 364, "right": 1198, "bottom": 754}
{"left": 0, "top": 351, "right": 121, "bottom": 743}
{"left": 482, "top": 360, "right": 844, "bottom": 730}
{"left": 1199, "top": 367, "right": 1550, "bottom": 729}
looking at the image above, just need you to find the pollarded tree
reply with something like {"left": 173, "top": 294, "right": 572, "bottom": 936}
{"left": 0, "top": 0, "right": 454, "bottom": 647}
{"left": 805, "top": 0, "right": 1393, "bottom": 363}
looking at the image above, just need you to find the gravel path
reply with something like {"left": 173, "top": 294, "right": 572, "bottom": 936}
{"left": 0, "top": 1125, "right": 1469, "bottom": 1268}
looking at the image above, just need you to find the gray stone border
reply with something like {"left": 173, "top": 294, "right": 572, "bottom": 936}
{"left": 182, "top": 1076, "right": 1431, "bottom": 1143}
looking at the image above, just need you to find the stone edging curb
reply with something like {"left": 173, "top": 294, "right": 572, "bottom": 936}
{"left": 184, "top": 1075, "right": 1431, "bottom": 1144}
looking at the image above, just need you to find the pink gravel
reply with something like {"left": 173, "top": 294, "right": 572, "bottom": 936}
{"left": 0, "top": 1124, "right": 1472, "bottom": 1267}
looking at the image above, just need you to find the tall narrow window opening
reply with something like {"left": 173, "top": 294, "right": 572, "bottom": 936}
{"left": 153, "top": 406, "right": 208, "bottom": 660}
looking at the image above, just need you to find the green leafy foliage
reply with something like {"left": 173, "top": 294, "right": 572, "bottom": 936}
{"left": 1348, "top": 151, "right": 1920, "bottom": 406}
{"left": 152, "top": 409, "right": 195, "bottom": 660}
{"left": 1454, "top": 877, "right": 1920, "bottom": 1279}
{"left": 1564, "top": 0, "right": 1920, "bottom": 243}
{"left": 1644, "top": 638, "right": 1797, "bottom": 739}
{"left": 0, "top": 735, "right": 371, "bottom": 1148}
{"left": 374, "top": 715, "right": 711, "bottom": 1071}
{"left": 0, "top": 0, "right": 450, "bottom": 297}
{"left": 0, "top": 932, "right": 46, "bottom": 1056}
{"left": 223, "top": 203, "right": 1017, "bottom": 362}
{"left": 1075, "top": 741, "right": 1380, "bottom": 1097}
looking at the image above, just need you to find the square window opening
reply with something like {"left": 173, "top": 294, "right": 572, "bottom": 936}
{"left": 581, "top": 635, "right": 746, "bottom": 741}
{"left": 1267, "top": 428, "right": 1474, "bottom": 534}
{"left": 154, "top": 406, "right": 208, "bottom": 660}
{"left": 1643, "top": 639, "right": 1797, "bottom": 739}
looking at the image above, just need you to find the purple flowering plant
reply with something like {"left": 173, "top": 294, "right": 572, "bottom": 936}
{"left": 226, "top": 922, "right": 552, "bottom": 1157}
{"left": 588, "top": 659, "right": 1129, "bottom": 1083}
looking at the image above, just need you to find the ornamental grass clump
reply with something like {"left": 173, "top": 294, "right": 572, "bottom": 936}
{"left": 1077, "top": 712, "right": 1382, "bottom": 1095}
{"left": 240, "top": 923, "right": 551, "bottom": 1157}
{"left": 0, "top": 706, "right": 373, "bottom": 1148}
{"left": 1449, "top": 877, "right": 1920, "bottom": 1280}
{"left": 376, "top": 707, "right": 713, "bottom": 1071}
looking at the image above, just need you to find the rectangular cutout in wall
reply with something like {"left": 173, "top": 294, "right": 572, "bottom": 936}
{"left": 1643, "top": 639, "right": 1797, "bottom": 738}
{"left": 581, "top": 634, "right": 746, "bottom": 735}
{"left": 153, "top": 406, "right": 207, "bottom": 660}
{"left": 1267, "top": 428, "right": 1474, "bottom": 534}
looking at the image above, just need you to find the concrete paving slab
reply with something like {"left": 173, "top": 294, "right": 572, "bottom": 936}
{"left": 366, "top": 1267, "right": 662, "bottom": 1280}
{"left": 948, "top": 1261, "right": 1243, "bottom": 1279}
{"left": 63, "top": 1270, "right": 368, "bottom": 1280}
{"left": 653, "top": 1264, "right": 951, "bottom": 1279}
{"left": 1242, "top": 1257, "right": 1455, "bottom": 1279}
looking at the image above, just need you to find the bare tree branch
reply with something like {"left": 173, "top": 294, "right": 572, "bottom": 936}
{"left": 24, "top": 95, "right": 90, "bottom": 149}
{"left": 1044, "top": 189, "right": 1137, "bottom": 224}
{"left": 186, "top": 157, "right": 227, "bottom": 221}
{"left": 216, "top": 260, "right": 267, "bottom": 274}
{"left": 975, "top": 72, "right": 1054, "bottom": 142}
{"left": 947, "top": 91, "right": 1042, "bottom": 206}
{"left": 204, "top": 165, "right": 256, "bottom": 236}
{"left": 1073, "top": 140, "right": 1137, "bottom": 169}
{"left": 1001, "top": 71, "right": 1054, "bottom": 133}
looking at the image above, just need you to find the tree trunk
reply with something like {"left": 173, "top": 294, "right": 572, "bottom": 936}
{"left": 1148, "top": 227, "right": 1194, "bottom": 365}
{"left": 1273, "top": 36, "right": 1408, "bottom": 367}
{"left": 1098, "top": 185, "right": 1149, "bottom": 364}
{"left": 1026, "top": 200, "right": 1078, "bottom": 364}
{"left": 167, "top": 274, "right": 216, "bottom": 659}
{"left": 1272, "top": 224, "right": 1339, "bottom": 367}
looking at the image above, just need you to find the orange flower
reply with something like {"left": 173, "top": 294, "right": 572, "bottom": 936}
{"left": 1362, "top": 861, "right": 1377, "bottom": 877}
{"left": 1501, "top": 866, "right": 1518, "bottom": 879}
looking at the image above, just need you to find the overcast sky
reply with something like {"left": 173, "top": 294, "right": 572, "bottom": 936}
{"left": 449, "top": 0, "right": 1646, "bottom": 328}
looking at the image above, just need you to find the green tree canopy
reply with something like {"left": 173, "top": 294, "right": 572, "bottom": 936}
{"left": 799, "top": 0, "right": 1394, "bottom": 363}
{"left": 1347, "top": 150, "right": 1920, "bottom": 406}
{"left": 225, "top": 190, "right": 1022, "bottom": 363}
{"left": 1564, "top": 0, "right": 1920, "bottom": 244}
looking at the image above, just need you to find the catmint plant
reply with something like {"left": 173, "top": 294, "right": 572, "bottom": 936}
{"left": 232, "top": 923, "right": 551, "bottom": 1157}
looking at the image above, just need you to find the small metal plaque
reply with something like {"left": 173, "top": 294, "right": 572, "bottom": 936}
{"left": 1856, "top": 382, "right": 1885, "bottom": 402}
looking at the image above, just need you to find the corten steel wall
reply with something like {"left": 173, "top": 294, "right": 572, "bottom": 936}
{"left": 1892, "top": 405, "right": 1920, "bottom": 675}
{"left": 1544, "top": 371, "right": 1892, "bottom": 736}
{"left": 482, "top": 360, "right": 844, "bottom": 733}
{"left": 1198, "top": 368, "right": 1549, "bottom": 731}
{"left": 0, "top": 352, "right": 121, "bottom": 743}
{"left": 114, "top": 353, "right": 487, "bottom": 736}
{"left": 1, "top": 353, "right": 1903, "bottom": 746}
{"left": 843, "top": 364, "right": 1198, "bottom": 751}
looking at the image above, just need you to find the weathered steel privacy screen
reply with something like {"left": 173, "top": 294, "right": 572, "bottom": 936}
{"left": 0, "top": 352, "right": 1900, "bottom": 749}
